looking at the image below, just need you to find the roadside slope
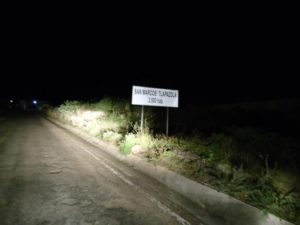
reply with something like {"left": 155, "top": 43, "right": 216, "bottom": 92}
{"left": 46, "top": 116, "right": 294, "bottom": 225}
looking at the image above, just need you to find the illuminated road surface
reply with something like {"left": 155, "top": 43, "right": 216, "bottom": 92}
{"left": 0, "top": 114, "right": 223, "bottom": 225}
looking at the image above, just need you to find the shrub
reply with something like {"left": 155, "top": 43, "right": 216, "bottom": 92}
{"left": 120, "top": 133, "right": 154, "bottom": 155}
{"left": 120, "top": 133, "right": 138, "bottom": 154}
{"left": 102, "top": 131, "right": 122, "bottom": 144}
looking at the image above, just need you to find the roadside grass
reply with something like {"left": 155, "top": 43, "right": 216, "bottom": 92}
{"left": 46, "top": 98, "right": 300, "bottom": 224}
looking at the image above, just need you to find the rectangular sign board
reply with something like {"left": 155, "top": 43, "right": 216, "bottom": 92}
{"left": 132, "top": 86, "right": 179, "bottom": 108}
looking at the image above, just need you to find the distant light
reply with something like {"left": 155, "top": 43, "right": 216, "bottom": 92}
{"left": 10, "top": 100, "right": 13, "bottom": 103}
{"left": 33, "top": 100, "right": 37, "bottom": 104}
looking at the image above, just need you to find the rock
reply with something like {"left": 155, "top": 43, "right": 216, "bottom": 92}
{"left": 131, "top": 145, "right": 147, "bottom": 154}
{"left": 175, "top": 150, "right": 200, "bottom": 162}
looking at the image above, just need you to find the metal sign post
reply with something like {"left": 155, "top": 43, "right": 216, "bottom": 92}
{"left": 166, "top": 107, "right": 169, "bottom": 136}
{"left": 141, "top": 105, "right": 144, "bottom": 133}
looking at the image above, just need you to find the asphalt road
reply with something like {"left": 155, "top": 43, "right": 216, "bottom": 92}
{"left": 0, "top": 114, "right": 223, "bottom": 225}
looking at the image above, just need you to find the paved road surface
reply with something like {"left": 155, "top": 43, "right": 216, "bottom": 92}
{"left": 0, "top": 114, "right": 223, "bottom": 225}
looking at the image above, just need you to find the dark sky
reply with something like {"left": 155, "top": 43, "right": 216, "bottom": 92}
{"left": 1, "top": 10, "right": 298, "bottom": 105}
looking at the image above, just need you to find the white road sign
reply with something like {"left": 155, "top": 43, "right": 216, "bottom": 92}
{"left": 132, "top": 86, "right": 179, "bottom": 108}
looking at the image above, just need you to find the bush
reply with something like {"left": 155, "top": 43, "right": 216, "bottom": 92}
{"left": 120, "top": 133, "right": 138, "bottom": 154}
{"left": 58, "top": 100, "right": 81, "bottom": 113}
{"left": 120, "top": 133, "right": 154, "bottom": 155}
{"left": 102, "top": 131, "right": 122, "bottom": 144}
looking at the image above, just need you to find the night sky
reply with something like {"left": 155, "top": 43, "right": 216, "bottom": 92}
{"left": 1, "top": 10, "right": 298, "bottom": 105}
